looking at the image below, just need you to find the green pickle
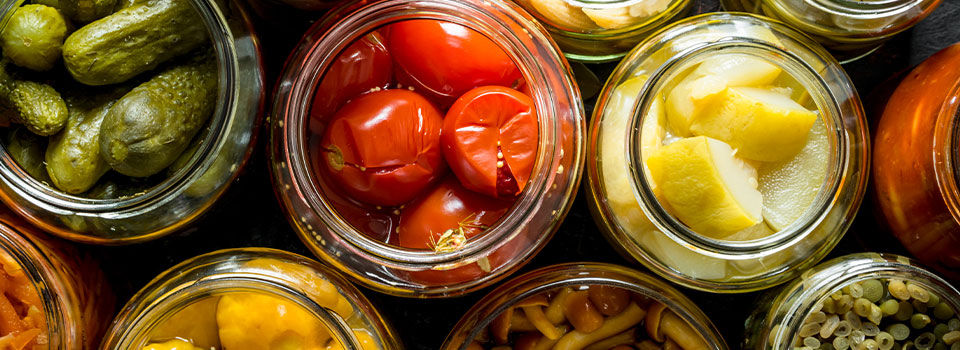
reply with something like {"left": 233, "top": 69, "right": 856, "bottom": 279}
{"left": 99, "top": 54, "right": 217, "bottom": 177}
{"left": 45, "top": 96, "right": 117, "bottom": 194}
{"left": 62, "top": 0, "right": 209, "bottom": 86}
{"left": 0, "top": 64, "right": 68, "bottom": 136}
{"left": 0, "top": 4, "right": 69, "bottom": 71}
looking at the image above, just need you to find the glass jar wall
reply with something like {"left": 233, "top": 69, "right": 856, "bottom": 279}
{"left": 442, "top": 262, "right": 727, "bottom": 350}
{"left": 513, "top": 0, "right": 694, "bottom": 62}
{"left": 586, "top": 12, "right": 869, "bottom": 293}
{"left": 873, "top": 42, "right": 960, "bottom": 281}
{"left": 0, "top": 0, "right": 264, "bottom": 244}
{"left": 101, "top": 248, "right": 400, "bottom": 350}
{"left": 743, "top": 253, "right": 960, "bottom": 350}
{"left": 721, "top": 0, "right": 942, "bottom": 61}
{"left": 0, "top": 209, "right": 113, "bottom": 349}
{"left": 270, "top": 0, "right": 584, "bottom": 297}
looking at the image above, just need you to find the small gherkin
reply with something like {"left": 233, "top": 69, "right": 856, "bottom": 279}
{"left": 0, "top": 61, "right": 68, "bottom": 136}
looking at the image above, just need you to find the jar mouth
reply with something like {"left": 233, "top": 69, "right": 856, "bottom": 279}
{"left": 627, "top": 39, "right": 847, "bottom": 259}
{"left": 278, "top": 0, "right": 578, "bottom": 268}
{"left": 447, "top": 263, "right": 726, "bottom": 350}
{"left": 0, "top": 0, "right": 239, "bottom": 213}
{"left": 767, "top": 253, "right": 960, "bottom": 349}
{"left": 103, "top": 248, "right": 369, "bottom": 350}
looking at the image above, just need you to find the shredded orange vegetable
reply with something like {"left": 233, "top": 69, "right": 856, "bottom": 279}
{"left": 0, "top": 252, "right": 45, "bottom": 350}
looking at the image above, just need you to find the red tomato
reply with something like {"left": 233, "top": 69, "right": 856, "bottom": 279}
{"left": 395, "top": 177, "right": 513, "bottom": 284}
{"left": 441, "top": 86, "right": 539, "bottom": 198}
{"left": 309, "top": 32, "right": 392, "bottom": 134}
{"left": 385, "top": 19, "right": 522, "bottom": 106}
{"left": 319, "top": 89, "right": 445, "bottom": 206}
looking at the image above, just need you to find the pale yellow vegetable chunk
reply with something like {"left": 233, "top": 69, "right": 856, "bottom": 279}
{"left": 646, "top": 136, "right": 763, "bottom": 238}
{"left": 689, "top": 86, "right": 818, "bottom": 162}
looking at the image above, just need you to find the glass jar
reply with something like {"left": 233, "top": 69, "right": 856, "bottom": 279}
{"left": 513, "top": 0, "right": 694, "bottom": 62}
{"left": 100, "top": 248, "right": 400, "bottom": 349}
{"left": 0, "top": 209, "right": 114, "bottom": 349}
{"left": 586, "top": 12, "right": 869, "bottom": 293}
{"left": 270, "top": 0, "right": 584, "bottom": 297}
{"left": 743, "top": 253, "right": 960, "bottom": 350}
{"left": 442, "top": 262, "right": 727, "bottom": 349}
{"left": 721, "top": 0, "right": 941, "bottom": 62}
{"left": 0, "top": 0, "right": 265, "bottom": 244}
{"left": 873, "top": 42, "right": 960, "bottom": 281}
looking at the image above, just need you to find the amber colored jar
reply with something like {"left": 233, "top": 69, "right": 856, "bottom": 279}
{"left": 0, "top": 210, "right": 114, "bottom": 349}
{"left": 873, "top": 42, "right": 960, "bottom": 281}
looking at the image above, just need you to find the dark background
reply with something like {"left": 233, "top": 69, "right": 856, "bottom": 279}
{"left": 84, "top": 0, "right": 960, "bottom": 349}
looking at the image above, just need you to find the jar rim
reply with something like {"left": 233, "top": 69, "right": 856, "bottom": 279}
{"left": 272, "top": 0, "right": 582, "bottom": 269}
{"left": 624, "top": 14, "right": 847, "bottom": 259}
{"left": 765, "top": 253, "right": 960, "bottom": 349}
{"left": 101, "top": 248, "right": 377, "bottom": 350}
{"left": 441, "top": 262, "right": 728, "bottom": 350}
{"left": 0, "top": 0, "right": 240, "bottom": 214}
{"left": 934, "top": 71, "right": 960, "bottom": 228}
{"left": 807, "top": 0, "right": 929, "bottom": 17}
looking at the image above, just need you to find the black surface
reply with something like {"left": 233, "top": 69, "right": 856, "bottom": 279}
{"left": 85, "top": 1, "right": 960, "bottom": 349}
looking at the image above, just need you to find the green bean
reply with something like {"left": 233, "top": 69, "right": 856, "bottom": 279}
{"left": 944, "top": 330, "right": 960, "bottom": 345}
{"left": 890, "top": 280, "right": 911, "bottom": 301}
{"left": 937, "top": 324, "right": 950, "bottom": 340}
{"left": 807, "top": 337, "right": 823, "bottom": 348}
{"left": 847, "top": 283, "right": 866, "bottom": 299}
{"left": 848, "top": 311, "right": 864, "bottom": 330}
{"left": 835, "top": 337, "right": 851, "bottom": 350}
{"left": 857, "top": 298, "right": 876, "bottom": 317}
{"left": 916, "top": 300, "right": 931, "bottom": 314}
{"left": 863, "top": 280, "right": 884, "bottom": 303}
{"left": 809, "top": 311, "right": 829, "bottom": 324}
{"left": 824, "top": 298, "right": 838, "bottom": 314}
{"left": 951, "top": 342, "right": 959, "bottom": 350}
{"left": 936, "top": 343, "right": 948, "bottom": 350}
{"left": 913, "top": 314, "right": 933, "bottom": 329}
{"left": 822, "top": 343, "right": 836, "bottom": 350}
{"left": 864, "top": 323, "right": 881, "bottom": 336}
{"left": 877, "top": 332, "right": 895, "bottom": 350}
{"left": 888, "top": 324, "right": 911, "bottom": 341}
{"left": 883, "top": 300, "right": 902, "bottom": 316}
{"left": 949, "top": 319, "right": 960, "bottom": 331}
{"left": 904, "top": 341, "right": 915, "bottom": 350}
{"left": 870, "top": 304, "right": 885, "bottom": 325}
{"left": 917, "top": 333, "right": 936, "bottom": 349}
{"left": 927, "top": 294, "right": 941, "bottom": 308}
{"left": 822, "top": 315, "right": 841, "bottom": 338}
{"left": 837, "top": 295, "right": 855, "bottom": 314}
{"left": 853, "top": 330, "right": 867, "bottom": 344}
{"left": 897, "top": 302, "right": 916, "bottom": 322}
{"left": 862, "top": 339, "right": 880, "bottom": 350}
{"left": 837, "top": 321, "right": 854, "bottom": 337}
{"left": 801, "top": 322, "right": 823, "bottom": 337}
{"left": 934, "top": 303, "right": 956, "bottom": 321}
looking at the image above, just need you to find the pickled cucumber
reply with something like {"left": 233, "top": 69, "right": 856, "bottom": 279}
{"left": 35, "top": 0, "right": 119, "bottom": 23}
{"left": 62, "top": 0, "right": 208, "bottom": 86}
{"left": 99, "top": 55, "right": 217, "bottom": 177}
{"left": 0, "top": 63, "right": 68, "bottom": 136}
{"left": 45, "top": 97, "right": 116, "bottom": 194}
{"left": 0, "top": 4, "right": 69, "bottom": 71}
{"left": 5, "top": 127, "right": 50, "bottom": 183}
